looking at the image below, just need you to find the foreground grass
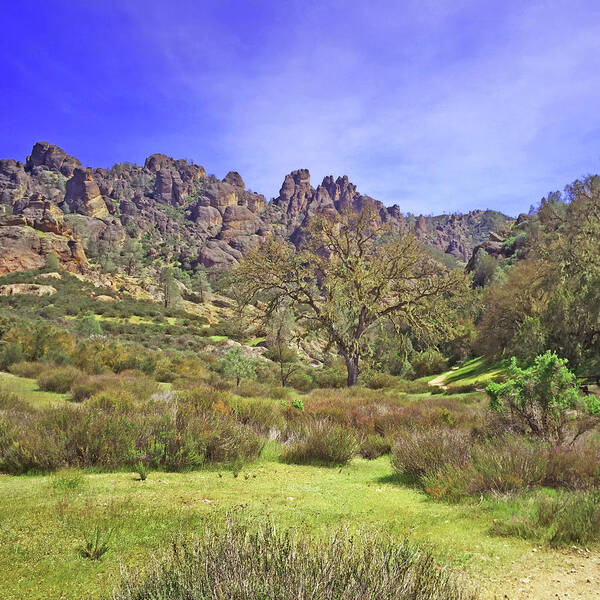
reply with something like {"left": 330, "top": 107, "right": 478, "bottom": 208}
{"left": 0, "top": 454, "right": 557, "bottom": 600}
{"left": 0, "top": 372, "right": 67, "bottom": 407}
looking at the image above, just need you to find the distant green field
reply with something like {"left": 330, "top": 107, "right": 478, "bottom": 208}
{"left": 0, "top": 372, "right": 67, "bottom": 407}
{"left": 444, "top": 357, "right": 506, "bottom": 389}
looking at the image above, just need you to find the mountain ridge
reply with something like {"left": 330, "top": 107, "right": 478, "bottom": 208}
{"left": 0, "top": 142, "right": 513, "bottom": 274}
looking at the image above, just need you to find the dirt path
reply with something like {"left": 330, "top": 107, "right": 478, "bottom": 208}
{"left": 486, "top": 547, "right": 600, "bottom": 599}
{"left": 428, "top": 366, "right": 459, "bottom": 390}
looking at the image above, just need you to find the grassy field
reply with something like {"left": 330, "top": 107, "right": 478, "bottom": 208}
{"left": 1, "top": 367, "right": 598, "bottom": 599}
{"left": 443, "top": 357, "right": 506, "bottom": 389}
{"left": 0, "top": 450, "right": 553, "bottom": 600}
{"left": 0, "top": 372, "right": 67, "bottom": 407}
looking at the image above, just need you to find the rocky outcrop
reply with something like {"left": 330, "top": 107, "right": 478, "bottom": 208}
{"left": 0, "top": 142, "right": 514, "bottom": 274}
{"left": 26, "top": 141, "right": 81, "bottom": 177}
{"left": 0, "top": 283, "right": 57, "bottom": 296}
{"left": 65, "top": 168, "right": 108, "bottom": 217}
{"left": 0, "top": 216, "right": 88, "bottom": 275}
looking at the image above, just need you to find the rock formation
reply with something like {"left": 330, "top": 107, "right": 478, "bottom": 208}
{"left": 0, "top": 142, "right": 513, "bottom": 273}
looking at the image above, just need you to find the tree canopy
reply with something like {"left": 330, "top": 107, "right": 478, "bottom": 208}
{"left": 236, "top": 206, "right": 467, "bottom": 386}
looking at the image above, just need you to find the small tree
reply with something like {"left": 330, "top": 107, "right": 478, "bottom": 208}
{"left": 120, "top": 238, "right": 144, "bottom": 276}
{"left": 486, "top": 351, "right": 600, "bottom": 445}
{"left": 75, "top": 311, "right": 103, "bottom": 338}
{"left": 221, "top": 348, "right": 256, "bottom": 386}
{"left": 44, "top": 251, "right": 60, "bottom": 271}
{"left": 265, "top": 307, "right": 300, "bottom": 387}
{"left": 159, "top": 267, "right": 182, "bottom": 309}
{"left": 192, "top": 267, "right": 212, "bottom": 303}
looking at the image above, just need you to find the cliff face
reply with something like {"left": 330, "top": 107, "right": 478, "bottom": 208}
{"left": 0, "top": 142, "right": 513, "bottom": 272}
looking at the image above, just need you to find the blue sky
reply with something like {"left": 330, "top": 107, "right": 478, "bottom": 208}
{"left": 2, "top": 0, "right": 600, "bottom": 216}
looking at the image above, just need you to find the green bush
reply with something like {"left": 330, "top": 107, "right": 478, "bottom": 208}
{"left": 7, "top": 360, "right": 46, "bottom": 379}
{"left": 486, "top": 351, "right": 600, "bottom": 445}
{"left": 113, "top": 520, "right": 477, "bottom": 600}
{"left": 0, "top": 343, "right": 24, "bottom": 371}
{"left": 37, "top": 366, "right": 83, "bottom": 394}
{"left": 282, "top": 421, "right": 357, "bottom": 466}
{"left": 361, "top": 371, "right": 398, "bottom": 389}
{"left": 359, "top": 434, "right": 392, "bottom": 459}
{"left": 391, "top": 428, "right": 471, "bottom": 482}
{"left": 492, "top": 491, "right": 600, "bottom": 547}
{"left": 411, "top": 349, "right": 448, "bottom": 378}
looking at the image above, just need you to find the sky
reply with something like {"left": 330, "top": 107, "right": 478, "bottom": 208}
{"left": 2, "top": 0, "right": 600, "bottom": 216}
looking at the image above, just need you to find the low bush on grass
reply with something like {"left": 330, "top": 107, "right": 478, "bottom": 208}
{"left": 545, "top": 442, "right": 600, "bottom": 489}
{"left": 411, "top": 349, "right": 448, "bottom": 378}
{"left": 391, "top": 428, "right": 471, "bottom": 482}
{"left": 7, "top": 361, "right": 46, "bottom": 379}
{"left": 282, "top": 421, "right": 357, "bottom": 466}
{"left": 50, "top": 469, "right": 85, "bottom": 491}
{"left": 397, "top": 430, "right": 600, "bottom": 502}
{"left": 422, "top": 436, "right": 548, "bottom": 501}
{"left": 0, "top": 388, "right": 263, "bottom": 474}
{"left": 113, "top": 520, "right": 478, "bottom": 600}
{"left": 37, "top": 366, "right": 83, "bottom": 394}
{"left": 80, "top": 524, "right": 114, "bottom": 560}
{"left": 492, "top": 491, "right": 600, "bottom": 547}
{"left": 359, "top": 434, "right": 392, "bottom": 459}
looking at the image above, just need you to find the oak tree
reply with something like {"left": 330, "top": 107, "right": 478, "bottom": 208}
{"left": 236, "top": 206, "right": 466, "bottom": 386}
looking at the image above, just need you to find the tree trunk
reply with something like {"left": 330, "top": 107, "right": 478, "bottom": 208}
{"left": 345, "top": 355, "right": 359, "bottom": 387}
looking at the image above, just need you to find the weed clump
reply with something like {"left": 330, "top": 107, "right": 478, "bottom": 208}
{"left": 113, "top": 520, "right": 478, "bottom": 600}
{"left": 282, "top": 421, "right": 357, "bottom": 466}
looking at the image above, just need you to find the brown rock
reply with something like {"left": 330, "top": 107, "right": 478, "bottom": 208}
{"left": 65, "top": 168, "right": 108, "bottom": 217}
{"left": 218, "top": 205, "right": 259, "bottom": 242}
{"left": 26, "top": 142, "right": 81, "bottom": 177}
{"left": 0, "top": 283, "right": 57, "bottom": 296}
{"left": 223, "top": 171, "right": 244, "bottom": 188}
{"left": 198, "top": 239, "right": 243, "bottom": 269}
{"left": 203, "top": 182, "right": 239, "bottom": 214}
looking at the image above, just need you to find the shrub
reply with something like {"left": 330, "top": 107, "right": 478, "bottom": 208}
{"left": 50, "top": 469, "right": 85, "bottom": 491}
{"left": 544, "top": 442, "right": 600, "bottom": 489}
{"left": 391, "top": 428, "right": 471, "bottom": 482}
{"left": 0, "top": 343, "right": 24, "bottom": 371}
{"left": 282, "top": 421, "right": 357, "bottom": 466}
{"left": 359, "top": 434, "right": 392, "bottom": 459}
{"left": 361, "top": 371, "right": 398, "bottom": 389}
{"left": 37, "top": 366, "right": 83, "bottom": 394}
{"left": 411, "top": 349, "right": 448, "bottom": 378}
{"left": 395, "top": 379, "right": 431, "bottom": 394}
{"left": 113, "top": 520, "right": 477, "bottom": 600}
{"left": 0, "top": 390, "right": 264, "bottom": 474}
{"left": 486, "top": 351, "right": 600, "bottom": 445}
{"left": 7, "top": 360, "right": 46, "bottom": 379}
{"left": 492, "top": 491, "right": 600, "bottom": 547}
{"left": 467, "top": 436, "right": 547, "bottom": 494}
{"left": 80, "top": 524, "right": 114, "bottom": 560}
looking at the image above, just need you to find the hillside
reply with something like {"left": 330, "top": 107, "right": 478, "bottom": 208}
{"left": 0, "top": 142, "right": 513, "bottom": 274}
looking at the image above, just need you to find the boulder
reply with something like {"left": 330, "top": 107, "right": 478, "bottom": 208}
{"left": 25, "top": 142, "right": 81, "bottom": 177}
{"left": 14, "top": 193, "right": 66, "bottom": 234}
{"left": 0, "top": 215, "right": 88, "bottom": 275}
{"left": 203, "top": 182, "right": 239, "bottom": 214}
{"left": 0, "top": 283, "right": 57, "bottom": 296}
{"left": 0, "top": 159, "right": 29, "bottom": 205}
{"left": 218, "top": 205, "right": 259, "bottom": 242}
{"left": 198, "top": 239, "right": 243, "bottom": 269}
{"left": 65, "top": 168, "right": 108, "bottom": 217}
{"left": 223, "top": 171, "right": 244, "bottom": 188}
